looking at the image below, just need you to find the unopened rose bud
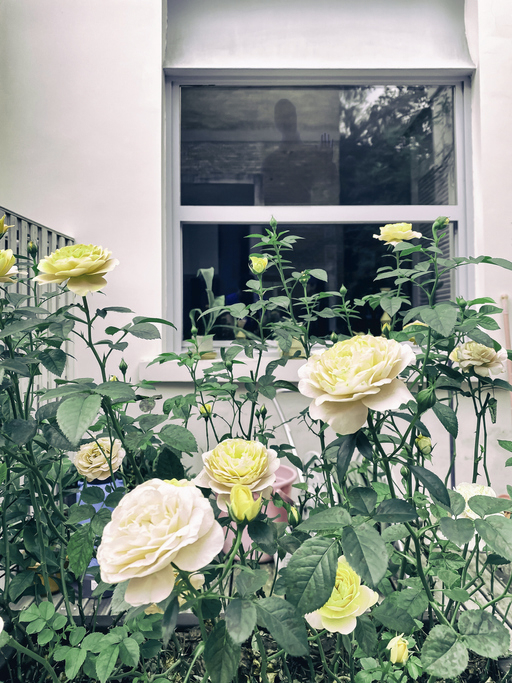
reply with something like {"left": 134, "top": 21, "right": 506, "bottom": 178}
{"left": 330, "top": 332, "right": 338, "bottom": 344}
{"left": 433, "top": 216, "right": 449, "bottom": 231}
{"left": 415, "top": 435, "right": 432, "bottom": 455}
{"left": 0, "top": 215, "right": 14, "bottom": 237}
{"left": 387, "top": 634, "right": 409, "bottom": 664}
{"left": 339, "top": 284, "right": 347, "bottom": 297}
{"left": 119, "top": 358, "right": 128, "bottom": 376}
{"left": 249, "top": 255, "right": 268, "bottom": 274}
{"left": 199, "top": 403, "right": 212, "bottom": 418}
{"left": 27, "top": 241, "right": 38, "bottom": 257}
{"left": 229, "top": 484, "right": 262, "bottom": 524}
{"left": 299, "top": 271, "right": 310, "bottom": 285}
{"left": 190, "top": 325, "right": 198, "bottom": 336}
{"left": 289, "top": 505, "right": 300, "bottom": 527}
{"left": 109, "top": 375, "right": 118, "bottom": 382}
{"left": 256, "top": 404, "right": 267, "bottom": 419}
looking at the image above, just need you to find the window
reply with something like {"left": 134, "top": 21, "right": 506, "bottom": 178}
{"left": 166, "top": 79, "right": 470, "bottom": 349}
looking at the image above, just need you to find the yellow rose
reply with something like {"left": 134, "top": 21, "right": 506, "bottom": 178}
{"left": 373, "top": 223, "right": 422, "bottom": 246}
{"left": 387, "top": 634, "right": 409, "bottom": 664}
{"left": 298, "top": 335, "right": 415, "bottom": 435}
{"left": 305, "top": 556, "right": 378, "bottom": 634}
{"left": 455, "top": 482, "right": 497, "bottom": 520}
{"left": 33, "top": 244, "right": 119, "bottom": 296}
{"left": 194, "top": 438, "right": 279, "bottom": 511}
{"left": 249, "top": 255, "right": 268, "bottom": 274}
{"left": 229, "top": 484, "right": 262, "bottom": 523}
{"left": 0, "top": 215, "right": 14, "bottom": 236}
{"left": 97, "top": 479, "right": 224, "bottom": 606}
{"left": 70, "top": 438, "right": 125, "bottom": 482}
{"left": 415, "top": 435, "right": 432, "bottom": 455}
{"left": 199, "top": 403, "right": 212, "bottom": 417}
{"left": 0, "top": 249, "right": 18, "bottom": 283}
{"left": 449, "top": 341, "right": 507, "bottom": 377}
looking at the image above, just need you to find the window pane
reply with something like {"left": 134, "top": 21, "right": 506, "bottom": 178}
{"left": 181, "top": 86, "right": 456, "bottom": 206}
{"left": 182, "top": 222, "right": 453, "bottom": 341}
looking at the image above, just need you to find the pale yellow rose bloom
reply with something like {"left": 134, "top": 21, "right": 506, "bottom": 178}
{"left": 144, "top": 572, "right": 205, "bottom": 613}
{"left": 0, "top": 249, "right": 18, "bottom": 283}
{"left": 33, "top": 244, "right": 119, "bottom": 296}
{"left": 229, "top": 484, "right": 262, "bottom": 523}
{"left": 195, "top": 438, "right": 279, "bottom": 511}
{"left": 449, "top": 341, "right": 507, "bottom": 377}
{"left": 305, "top": 557, "right": 378, "bottom": 634}
{"left": 298, "top": 335, "right": 415, "bottom": 435}
{"left": 455, "top": 482, "right": 497, "bottom": 520}
{"left": 0, "top": 215, "right": 14, "bottom": 236}
{"left": 249, "top": 255, "right": 268, "bottom": 274}
{"left": 415, "top": 435, "right": 432, "bottom": 455}
{"left": 70, "top": 438, "right": 125, "bottom": 482}
{"left": 387, "top": 634, "right": 409, "bottom": 664}
{"left": 199, "top": 403, "right": 212, "bottom": 416}
{"left": 97, "top": 479, "right": 224, "bottom": 607}
{"left": 373, "top": 223, "right": 422, "bottom": 246}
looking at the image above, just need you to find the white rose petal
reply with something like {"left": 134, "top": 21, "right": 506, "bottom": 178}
{"left": 69, "top": 438, "right": 125, "bottom": 482}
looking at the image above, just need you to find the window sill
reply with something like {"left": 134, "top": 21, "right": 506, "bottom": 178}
{"left": 139, "top": 352, "right": 305, "bottom": 384}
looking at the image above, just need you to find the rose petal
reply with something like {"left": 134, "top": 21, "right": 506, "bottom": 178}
{"left": 125, "top": 564, "right": 176, "bottom": 607}
{"left": 361, "top": 379, "right": 412, "bottom": 412}
{"left": 309, "top": 399, "right": 368, "bottom": 435}
{"left": 174, "top": 519, "right": 225, "bottom": 571}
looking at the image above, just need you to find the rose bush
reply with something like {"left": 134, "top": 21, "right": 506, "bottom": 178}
{"left": 70, "top": 438, "right": 126, "bottom": 482}
{"left": 298, "top": 335, "right": 415, "bottom": 434}
{"left": 97, "top": 478, "right": 224, "bottom": 606}
{"left": 33, "top": 243, "right": 118, "bottom": 295}
{"left": 194, "top": 438, "right": 279, "bottom": 510}
{"left": 373, "top": 222, "right": 422, "bottom": 245}
{"left": 449, "top": 341, "right": 507, "bottom": 377}
{"left": 305, "top": 557, "right": 378, "bottom": 634}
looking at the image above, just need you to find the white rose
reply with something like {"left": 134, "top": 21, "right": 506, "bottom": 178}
{"left": 298, "top": 335, "right": 415, "bottom": 435}
{"left": 449, "top": 342, "right": 507, "bottom": 377}
{"left": 373, "top": 223, "right": 422, "bottom": 246}
{"left": 97, "top": 479, "right": 224, "bottom": 606}
{"left": 70, "top": 438, "right": 125, "bottom": 482}
{"left": 455, "top": 482, "right": 497, "bottom": 520}
{"left": 194, "top": 438, "right": 279, "bottom": 511}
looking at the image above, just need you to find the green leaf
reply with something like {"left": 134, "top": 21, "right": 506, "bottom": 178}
{"left": 0, "top": 358, "right": 31, "bottom": 376}
{"left": 409, "top": 465, "right": 450, "bottom": 507}
{"left": 468, "top": 495, "right": 512, "bottom": 517}
{"left": 371, "top": 594, "right": 417, "bottom": 634}
{"left": 91, "top": 508, "right": 112, "bottom": 536}
{"left": 8, "top": 570, "right": 35, "bottom": 601}
{"left": 119, "top": 637, "right": 140, "bottom": 668}
{"left": 381, "top": 523, "right": 409, "bottom": 543}
{"left": 281, "top": 537, "right": 338, "bottom": 614}
{"left": 42, "top": 423, "right": 77, "bottom": 451}
{"left": 38, "top": 349, "right": 67, "bottom": 377}
{"left": 348, "top": 487, "right": 377, "bottom": 515}
{"left": 439, "top": 518, "right": 475, "bottom": 547}
{"left": 380, "top": 296, "right": 403, "bottom": 317}
{"left": 4, "top": 418, "right": 38, "bottom": 445}
{"left": 226, "top": 598, "right": 257, "bottom": 644}
{"left": 373, "top": 499, "right": 418, "bottom": 523}
{"left": 432, "top": 402, "right": 458, "bottom": 438}
{"left": 57, "top": 393, "right": 102, "bottom": 445}
{"left": 65, "top": 647, "right": 87, "bottom": 680}
{"left": 94, "top": 381, "right": 136, "bottom": 403}
{"left": 39, "top": 601, "right": 55, "bottom": 621}
{"left": 18, "top": 603, "right": 41, "bottom": 622}
{"left": 475, "top": 516, "right": 512, "bottom": 560}
{"left": 138, "top": 413, "right": 167, "bottom": 431}
{"left": 80, "top": 486, "right": 105, "bottom": 505}
{"left": 128, "top": 322, "right": 160, "bottom": 340}
{"left": 256, "top": 597, "right": 309, "bottom": 656}
{"left": 421, "top": 304, "right": 458, "bottom": 337}
{"left": 37, "top": 628, "right": 54, "bottom": 646}
{"left": 204, "top": 620, "right": 240, "bottom": 683}
{"left": 162, "top": 596, "right": 179, "bottom": 646}
{"left": 0, "top": 319, "right": 41, "bottom": 339}
{"left": 309, "top": 268, "right": 328, "bottom": 282}
{"left": 96, "top": 644, "right": 120, "bottom": 683}
{"left": 82, "top": 632, "right": 108, "bottom": 653}
{"left": 341, "top": 524, "right": 388, "bottom": 587}
{"left": 296, "top": 507, "right": 351, "bottom": 532}
{"left": 247, "top": 520, "right": 278, "bottom": 555}
{"left": 458, "top": 610, "right": 510, "bottom": 658}
{"left": 26, "top": 618, "right": 46, "bottom": 634}
{"left": 499, "top": 439, "right": 512, "bottom": 453}
{"left": 336, "top": 433, "right": 358, "bottom": 485}
{"left": 155, "top": 447, "right": 185, "bottom": 480}
{"left": 235, "top": 568, "right": 269, "bottom": 597}
{"left": 448, "top": 490, "right": 466, "bottom": 517}
{"left": 354, "top": 615, "right": 378, "bottom": 657}
{"left": 159, "top": 424, "right": 198, "bottom": 454}
{"left": 443, "top": 588, "right": 470, "bottom": 602}
{"left": 0, "top": 462, "right": 6, "bottom": 485}
{"left": 67, "top": 524, "right": 94, "bottom": 576}
{"left": 69, "top": 627, "right": 87, "bottom": 647}
{"left": 420, "top": 625, "right": 468, "bottom": 679}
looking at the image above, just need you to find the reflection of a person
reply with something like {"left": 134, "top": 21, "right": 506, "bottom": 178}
{"left": 262, "top": 99, "right": 338, "bottom": 205}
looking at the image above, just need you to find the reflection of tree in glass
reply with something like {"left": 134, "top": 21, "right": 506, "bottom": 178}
{"left": 338, "top": 86, "right": 454, "bottom": 205}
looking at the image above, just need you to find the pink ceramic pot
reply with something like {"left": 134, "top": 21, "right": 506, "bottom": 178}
{"left": 222, "top": 463, "right": 298, "bottom": 562}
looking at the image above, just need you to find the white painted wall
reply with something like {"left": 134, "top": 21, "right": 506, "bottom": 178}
{"left": 0, "top": 0, "right": 164, "bottom": 380}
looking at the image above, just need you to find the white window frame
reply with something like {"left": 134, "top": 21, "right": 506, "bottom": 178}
{"left": 164, "top": 72, "right": 473, "bottom": 353}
